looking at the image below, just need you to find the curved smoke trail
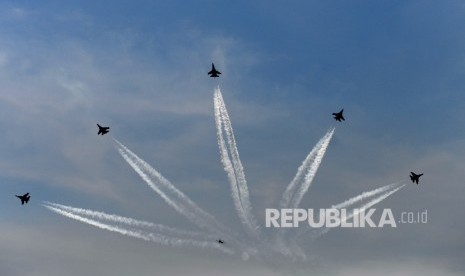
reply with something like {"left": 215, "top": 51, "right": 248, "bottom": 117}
{"left": 112, "top": 139, "right": 256, "bottom": 253}
{"left": 43, "top": 203, "right": 235, "bottom": 254}
{"left": 280, "top": 128, "right": 335, "bottom": 209}
{"left": 331, "top": 182, "right": 402, "bottom": 209}
{"left": 298, "top": 184, "right": 406, "bottom": 240}
{"left": 45, "top": 202, "right": 218, "bottom": 240}
{"left": 214, "top": 87, "right": 260, "bottom": 239}
{"left": 114, "top": 139, "right": 224, "bottom": 233}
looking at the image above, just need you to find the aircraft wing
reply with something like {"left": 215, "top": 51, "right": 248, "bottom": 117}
{"left": 208, "top": 70, "right": 221, "bottom": 75}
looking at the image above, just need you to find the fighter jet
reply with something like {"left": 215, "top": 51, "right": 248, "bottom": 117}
{"left": 332, "top": 109, "right": 345, "bottom": 122}
{"left": 208, "top": 63, "right": 221, "bottom": 78}
{"left": 15, "top": 193, "right": 30, "bottom": 205}
{"left": 216, "top": 239, "right": 225, "bottom": 244}
{"left": 410, "top": 172, "right": 423, "bottom": 184}
{"left": 97, "top": 124, "right": 110, "bottom": 135}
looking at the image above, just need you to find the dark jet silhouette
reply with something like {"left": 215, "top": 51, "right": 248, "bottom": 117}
{"left": 97, "top": 124, "right": 110, "bottom": 135}
{"left": 15, "top": 193, "right": 30, "bottom": 205}
{"left": 410, "top": 172, "right": 423, "bottom": 184}
{"left": 216, "top": 239, "right": 225, "bottom": 244}
{"left": 332, "top": 109, "right": 345, "bottom": 122}
{"left": 208, "top": 63, "right": 221, "bottom": 78}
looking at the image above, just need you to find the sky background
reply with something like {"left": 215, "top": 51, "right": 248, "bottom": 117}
{"left": 1, "top": 1, "right": 464, "bottom": 275}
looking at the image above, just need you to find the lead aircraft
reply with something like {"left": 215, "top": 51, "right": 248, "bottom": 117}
{"left": 208, "top": 63, "right": 221, "bottom": 78}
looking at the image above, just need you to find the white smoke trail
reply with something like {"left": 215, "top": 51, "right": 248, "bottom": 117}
{"left": 351, "top": 184, "right": 406, "bottom": 218}
{"left": 275, "top": 129, "right": 334, "bottom": 256}
{"left": 313, "top": 184, "right": 406, "bottom": 238}
{"left": 216, "top": 88, "right": 259, "bottom": 235}
{"left": 113, "top": 138, "right": 228, "bottom": 236}
{"left": 45, "top": 202, "right": 217, "bottom": 240}
{"left": 43, "top": 204, "right": 235, "bottom": 254}
{"left": 280, "top": 128, "right": 335, "bottom": 209}
{"left": 44, "top": 204, "right": 150, "bottom": 240}
{"left": 113, "top": 139, "right": 256, "bottom": 254}
{"left": 331, "top": 182, "right": 402, "bottom": 209}
{"left": 214, "top": 87, "right": 260, "bottom": 238}
{"left": 214, "top": 92, "right": 245, "bottom": 232}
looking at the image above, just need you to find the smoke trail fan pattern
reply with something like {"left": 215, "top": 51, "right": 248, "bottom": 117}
{"left": 44, "top": 86, "right": 405, "bottom": 262}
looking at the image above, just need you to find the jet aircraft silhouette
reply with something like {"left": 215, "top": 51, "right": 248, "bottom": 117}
{"left": 208, "top": 63, "right": 221, "bottom": 78}
{"left": 332, "top": 109, "right": 345, "bottom": 122}
{"left": 410, "top": 172, "right": 423, "bottom": 184}
{"left": 97, "top": 124, "right": 110, "bottom": 135}
{"left": 15, "top": 193, "right": 30, "bottom": 205}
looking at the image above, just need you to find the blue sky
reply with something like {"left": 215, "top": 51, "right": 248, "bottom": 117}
{"left": 1, "top": 1, "right": 464, "bottom": 275}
